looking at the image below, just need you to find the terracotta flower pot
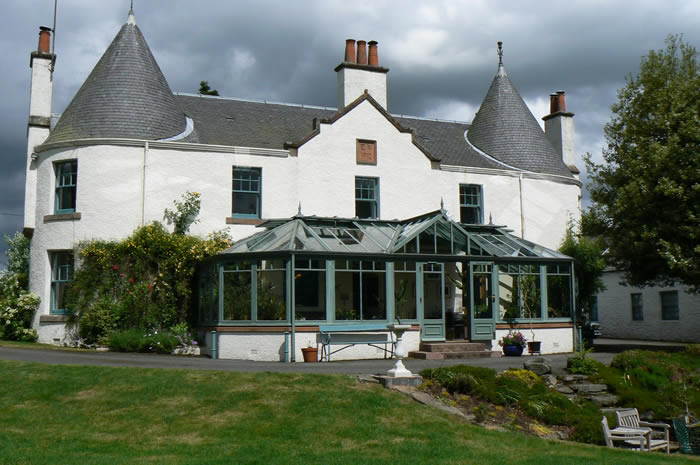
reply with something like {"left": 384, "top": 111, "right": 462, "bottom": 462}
{"left": 301, "top": 347, "right": 318, "bottom": 362}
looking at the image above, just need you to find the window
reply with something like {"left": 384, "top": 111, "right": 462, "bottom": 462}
{"left": 50, "top": 252, "right": 73, "bottom": 314}
{"left": 232, "top": 167, "right": 261, "bottom": 218}
{"left": 335, "top": 260, "right": 386, "bottom": 321}
{"left": 55, "top": 160, "right": 77, "bottom": 213}
{"left": 660, "top": 291, "right": 679, "bottom": 320}
{"left": 459, "top": 184, "right": 483, "bottom": 224}
{"left": 355, "top": 177, "right": 379, "bottom": 219}
{"left": 631, "top": 293, "right": 643, "bottom": 321}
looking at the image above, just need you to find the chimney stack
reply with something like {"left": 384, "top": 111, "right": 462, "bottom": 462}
{"left": 336, "top": 38, "right": 389, "bottom": 109}
{"left": 38, "top": 26, "right": 51, "bottom": 54}
{"left": 344, "top": 39, "right": 356, "bottom": 63}
{"left": 543, "top": 90, "right": 577, "bottom": 177}
{"left": 356, "top": 40, "right": 367, "bottom": 65}
{"left": 368, "top": 41, "right": 378, "bottom": 66}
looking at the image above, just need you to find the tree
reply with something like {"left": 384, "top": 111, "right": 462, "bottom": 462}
{"left": 198, "top": 80, "right": 219, "bottom": 96}
{"left": 584, "top": 35, "right": 700, "bottom": 293}
{"left": 559, "top": 223, "right": 606, "bottom": 320}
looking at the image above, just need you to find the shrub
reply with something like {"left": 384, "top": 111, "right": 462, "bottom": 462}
{"left": 68, "top": 221, "right": 230, "bottom": 344}
{"left": 0, "top": 273, "right": 39, "bottom": 342}
{"left": 567, "top": 348, "right": 602, "bottom": 375}
{"left": 107, "top": 328, "right": 180, "bottom": 354}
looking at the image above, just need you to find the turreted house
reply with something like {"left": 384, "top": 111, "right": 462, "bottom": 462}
{"left": 25, "top": 9, "right": 582, "bottom": 361}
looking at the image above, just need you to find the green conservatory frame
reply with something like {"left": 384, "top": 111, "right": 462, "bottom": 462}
{"left": 197, "top": 210, "right": 576, "bottom": 346}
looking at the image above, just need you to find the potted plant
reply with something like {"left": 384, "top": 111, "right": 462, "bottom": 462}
{"left": 518, "top": 273, "right": 541, "bottom": 355}
{"left": 498, "top": 331, "right": 526, "bottom": 356}
{"left": 301, "top": 343, "right": 318, "bottom": 362}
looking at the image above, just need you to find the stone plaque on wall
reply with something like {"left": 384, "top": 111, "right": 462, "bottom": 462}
{"left": 356, "top": 139, "right": 377, "bottom": 165}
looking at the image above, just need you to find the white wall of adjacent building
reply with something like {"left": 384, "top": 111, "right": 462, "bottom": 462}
{"left": 596, "top": 271, "right": 700, "bottom": 343}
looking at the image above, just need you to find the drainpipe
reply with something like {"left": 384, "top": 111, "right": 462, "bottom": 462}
{"left": 211, "top": 330, "right": 217, "bottom": 360}
{"left": 290, "top": 254, "right": 296, "bottom": 362}
{"left": 518, "top": 173, "right": 525, "bottom": 238}
{"left": 141, "top": 141, "right": 148, "bottom": 226}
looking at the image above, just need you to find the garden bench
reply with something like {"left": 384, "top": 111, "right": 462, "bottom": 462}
{"left": 318, "top": 324, "right": 396, "bottom": 362}
{"left": 616, "top": 408, "right": 674, "bottom": 453}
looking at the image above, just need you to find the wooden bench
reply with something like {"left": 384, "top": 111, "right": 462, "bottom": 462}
{"left": 318, "top": 324, "right": 396, "bottom": 362}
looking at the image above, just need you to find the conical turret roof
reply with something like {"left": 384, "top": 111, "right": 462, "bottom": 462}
{"left": 467, "top": 61, "right": 571, "bottom": 177}
{"left": 45, "top": 10, "right": 186, "bottom": 144}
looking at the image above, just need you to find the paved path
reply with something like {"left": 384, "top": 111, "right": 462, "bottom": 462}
{"left": 0, "top": 345, "right": 616, "bottom": 375}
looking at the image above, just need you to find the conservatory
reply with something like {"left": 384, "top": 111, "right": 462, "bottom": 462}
{"left": 196, "top": 210, "right": 576, "bottom": 361}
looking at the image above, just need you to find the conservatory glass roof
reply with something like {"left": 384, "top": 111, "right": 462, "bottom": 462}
{"left": 220, "top": 210, "right": 570, "bottom": 260}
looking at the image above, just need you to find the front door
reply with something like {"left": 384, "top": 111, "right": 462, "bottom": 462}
{"left": 420, "top": 262, "right": 445, "bottom": 341}
{"left": 469, "top": 262, "right": 496, "bottom": 341}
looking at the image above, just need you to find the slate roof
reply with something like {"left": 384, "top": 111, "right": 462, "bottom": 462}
{"left": 45, "top": 11, "right": 186, "bottom": 145}
{"left": 466, "top": 65, "right": 572, "bottom": 177}
{"left": 43, "top": 12, "right": 573, "bottom": 179}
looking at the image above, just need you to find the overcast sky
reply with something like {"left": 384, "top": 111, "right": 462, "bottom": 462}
{"left": 1, "top": 0, "right": 699, "bottom": 267}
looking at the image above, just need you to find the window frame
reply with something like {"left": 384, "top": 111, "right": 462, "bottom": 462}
{"left": 55, "top": 160, "right": 77, "bottom": 214}
{"left": 660, "top": 290, "right": 679, "bottom": 320}
{"left": 355, "top": 176, "right": 379, "bottom": 219}
{"left": 50, "top": 251, "right": 74, "bottom": 314}
{"left": 232, "top": 166, "right": 262, "bottom": 219}
{"left": 459, "top": 184, "right": 483, "bottom": 224}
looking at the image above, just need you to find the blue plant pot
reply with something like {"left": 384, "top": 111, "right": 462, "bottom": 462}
{"left": 502, "top": 344, "right": 524, "bottom": 356}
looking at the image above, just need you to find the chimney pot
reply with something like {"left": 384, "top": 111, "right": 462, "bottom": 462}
{"left": 368, "top": 40, "right": 379, "bottom": 66}
{"left": 357, "top": 40, "right": 367, "bottom": 65}
{"left": 549, "top": 93, "right": 559, "bottom": 114}
{"left": 38, "top": 26, "right": 51, "bottom": 54}
{"left": 344, "top": 39, "right": 356, "bottom": 63}
{"left": 556, "top": 90, "right": 566, "bottom": 112}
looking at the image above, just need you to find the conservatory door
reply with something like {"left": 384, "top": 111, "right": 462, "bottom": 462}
{"left": 469, "top": 262, "right": 496, "bottom": 341}
{"left": 420, "top": 262, "right": 445, "bottom": 341}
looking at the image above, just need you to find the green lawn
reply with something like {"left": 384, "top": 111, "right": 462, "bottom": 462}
{"left": 0, "top": 360, "right": 696, "bottom": 465}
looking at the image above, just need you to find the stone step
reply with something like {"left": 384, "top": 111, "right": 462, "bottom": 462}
{"left": 419, "top": 342, "right": 489, "bottom": 353}
{"left": 408, "top": 350, "right": 500, "bottom": 360}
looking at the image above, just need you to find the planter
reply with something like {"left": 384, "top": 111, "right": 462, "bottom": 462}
{"left": 527, "top": 341, "right": 542, "bottom": 355}
{"left": 502, "top": 344, "right": 524, "bottom": 356}
{"left": 301, "top": 347, "right": 318, "bottom": 362}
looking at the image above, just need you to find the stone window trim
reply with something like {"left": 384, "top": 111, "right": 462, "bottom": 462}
{"left": 40, "top": 314, "right": 69, "bottom": 323}
{"left": 44, "top": 212, "right": 82, "bottom": 222}
{"left": 226, "top": 217, "right": 264, "bottom": 225}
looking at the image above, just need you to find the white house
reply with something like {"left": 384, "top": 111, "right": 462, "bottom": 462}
{"left": 24, "top": 9, "right": 582, "bottom": 361}
{"left": 594, "top": 270, "right": 700, "bottom": 343}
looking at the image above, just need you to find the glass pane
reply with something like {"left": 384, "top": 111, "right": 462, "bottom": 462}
{"left": 395, "top": 271, "right": 417, "bottom": 320}
{"left": 257, "top": 270, "right": 286, "bottom": 320}
{"left": 499, "top": 272, "right": 519, "bottom": 320}
{"left": 52, "top": 282, "right": 68, "bottom": 312}
{"left": 424, "top": 270, "right": 443, "bottom": 319}
{"left": 361, "top": 272, "right": 386, "bottom": 320}
{"left": 661, "top": 291, "right": 678, "bottom": 320}
{"left": 355, "top": 200, "right": 376, "bottom": 219}
{"left": 460, "top": 206, "right": 479, "bottom": 224}
{"left": 223, "top": 271, "right": 251, "bottom": 320}
{"left": 294, "top": 270, "right": 325, "bottom": 321}
{"left": 335, "top": 269, "right": 359, "bottom": 320}
{"left": 472, "top": 273, "right": 492, "bottom": 319}
{"left": 547, "top": 275, "right": 571, "bottom": 318}
{"left": 233, "top": 192, "right": 259, "bottom": 216}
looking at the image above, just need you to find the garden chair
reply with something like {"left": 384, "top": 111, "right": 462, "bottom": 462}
{"left": 615, "top": 408, "right": 672, "bottom": 453}
{"left": 601, "top": 416, "right": 648, "bottom": 451}
{"left": 672, "top": 418, "right": 700, "bottom": 455}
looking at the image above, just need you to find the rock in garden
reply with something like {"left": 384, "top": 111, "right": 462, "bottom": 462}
{"left": 590, "top": 394, "right": 619, "bottom": 406}
{"left": 523, "top": 357, "right": 552, "bottom": 375}
{"left": 542, "top": 374, "right": 557, "bottom": 386}
{"left": 570, "top": 383, "right": 607, "bottom": 393}
{"left": 555, "top": 385, "right": 574, "bottom": 394}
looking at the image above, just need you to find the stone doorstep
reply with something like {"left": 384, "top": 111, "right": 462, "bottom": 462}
{"left": 419, "top": 342, "right": 489, "bottom": 352}
{"left": 408, "top": 350, "right": 498, "bottom": 360}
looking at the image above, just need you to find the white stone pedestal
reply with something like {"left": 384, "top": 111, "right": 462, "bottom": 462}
{"left": 387, "top": 324, "right": 413, "bottom": 377}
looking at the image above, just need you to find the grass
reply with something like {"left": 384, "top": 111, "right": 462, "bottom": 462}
{"left": 1, "top": 360, "right": 697, "bottom": 464}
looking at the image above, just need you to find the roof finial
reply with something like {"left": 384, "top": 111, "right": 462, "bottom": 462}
{"left": 440, "top": 197, "right": 444, "bottom": 209}
{"left": 489, "top": 212, "right": 494, "bottom": 225}
{"left": 497, "top": 41, "right": 503, "bottom": 67}
{"left": 127, "top": 0, "right": 136, "bottom": 24}
{"left": 297, "top": 202, "right": 302, "bottom": 216}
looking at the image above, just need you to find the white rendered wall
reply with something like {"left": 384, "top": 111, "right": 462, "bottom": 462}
{"left": 596, "top": 271, "right": 700, "bottom": 343}
{"left": 493, "top": 327, "right": 574, "bottom": 355}
{"left": 211, "top": 329, "right": 420, "bottom": 362}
